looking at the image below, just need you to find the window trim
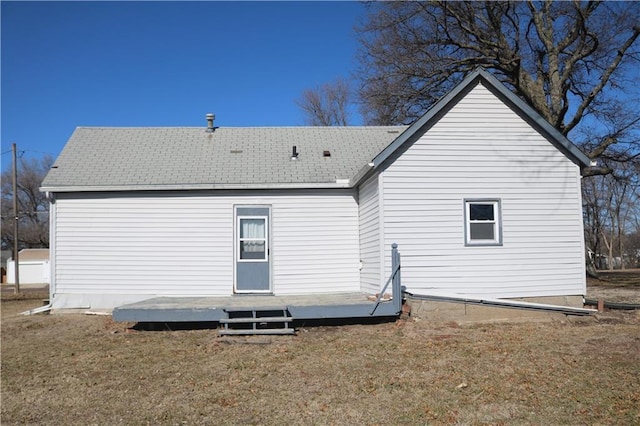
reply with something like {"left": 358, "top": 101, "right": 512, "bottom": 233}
{"left": 464, "top": 199, "right": 502, "bottom": 246}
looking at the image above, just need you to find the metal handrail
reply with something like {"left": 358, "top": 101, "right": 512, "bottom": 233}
{"left": 370, "top": 243, "right": 401, "bottom": 315}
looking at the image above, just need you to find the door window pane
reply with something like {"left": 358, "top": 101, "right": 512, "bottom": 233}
{"left": 238, "top": 216, "right": 267, "bottom": 261}
{"left": 240, "top": 241, "right": 266, "bottom": 260}
{"left": 240, "top": 218, "right": 265, "bottom": 238}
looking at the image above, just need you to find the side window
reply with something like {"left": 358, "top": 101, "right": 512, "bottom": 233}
{"left": 464, "top": 199, "right": 502, "bottom": 246}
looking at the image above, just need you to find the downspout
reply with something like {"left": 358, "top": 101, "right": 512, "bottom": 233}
{"left": 22, "top": 191, "right": 55, "bottom": 316}
{"left": 48, "top": 191, "right": 55, "bottom": 310}
{"left": 20, "top": 304, "right": 53, "bottom": 316}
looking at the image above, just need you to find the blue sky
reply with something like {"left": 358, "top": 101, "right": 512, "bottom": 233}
{"left": 1, "top": 1, "right": 366, "bottom": 169}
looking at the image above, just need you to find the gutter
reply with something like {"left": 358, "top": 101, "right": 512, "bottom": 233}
{"left": 350, "top": 162, "right": 375, "bottom": 187}
{"left": 405, "top": 291, "right": 596, "bottom": 316}
{"left": 40, "top": 181, "right": 354, "bottom": 193}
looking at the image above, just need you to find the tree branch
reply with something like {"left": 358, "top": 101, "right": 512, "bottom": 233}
{"left": 564, "top": 25, "right": 640, "bottom": 133}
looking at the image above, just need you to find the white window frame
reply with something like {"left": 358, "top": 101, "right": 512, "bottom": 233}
{"left": 236, "top": 215, "right": 268, "bottom": 262}
{"left": 464, "top": 199, "right": 502, "bottom": 246}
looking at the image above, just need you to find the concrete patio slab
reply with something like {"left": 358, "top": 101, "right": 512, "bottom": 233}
{"left": 112, "top": 292, "right": 400, "bottom": 323}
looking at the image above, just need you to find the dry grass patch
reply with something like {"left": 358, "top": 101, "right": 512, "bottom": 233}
{"left": 2, "top": 287, "right": 640, "bottom": 425}
{"left": 587, "top": 269, "right": 640, "bottom": 304}
{"left": 590, "top": 269, "right": 640, "bottom": 287}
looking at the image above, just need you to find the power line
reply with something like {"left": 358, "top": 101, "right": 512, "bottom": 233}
{"left": 22, "top": 149, "right": 56, "bottom": 156}
{"left": 2, "top": 149, "right": 56, "bottom": 157}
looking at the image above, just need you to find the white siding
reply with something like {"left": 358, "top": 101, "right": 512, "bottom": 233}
{"left": 358, "top": 174, "right": 381, "bottom": 294}
{"left": 52, "top": 190, "right": 360, "bottom": 309}
{"left": 271, "top": 192, "right": 360, "bottom": 294}
{"left": 381, "top": 84, "right": 586, "bottom": 298}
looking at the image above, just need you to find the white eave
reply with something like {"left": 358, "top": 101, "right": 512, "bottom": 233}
{"left": 40, "top": 181, "right": 355, "bottom": 193}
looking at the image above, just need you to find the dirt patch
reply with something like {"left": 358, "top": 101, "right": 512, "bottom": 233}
{"left": 2, "top": 279, "right": 639, "bottom": 425}
{"left": 587, "top": 269, "right": 640, "bottom": 304}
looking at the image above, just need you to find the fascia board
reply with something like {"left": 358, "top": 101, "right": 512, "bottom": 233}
{"left": 40, "top": 181, "right": 353, "bottom": 193}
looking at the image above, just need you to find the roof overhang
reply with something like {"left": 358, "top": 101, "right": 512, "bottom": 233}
{"left": 40, "top": 181, "right": 355, "bottom": 193}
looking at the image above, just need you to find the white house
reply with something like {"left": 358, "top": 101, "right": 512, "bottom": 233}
{"left": 6, "top": 249, "right": 50, "bottom": 285}
{"left": 41, "top": 69, "right": 590, "bottom": 311}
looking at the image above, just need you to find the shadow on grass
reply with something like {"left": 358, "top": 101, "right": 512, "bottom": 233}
{"left": 0, "top": 291, "right": 50, "bottom": 301}
{"left": 132, "top": 321, "right": 219, "bottom": 331}
{"left": 130, "top": 316, "right": 398, "bottom": 332}
{"left": 591, "top": 270, "right": 640, "bottom": 288}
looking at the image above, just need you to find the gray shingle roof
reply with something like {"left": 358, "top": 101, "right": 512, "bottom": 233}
{"left": 42, "top": 126, "right": 407, "bottom": 192}
{"left": 42, "top": 70, "right": 591, "bottom": 194}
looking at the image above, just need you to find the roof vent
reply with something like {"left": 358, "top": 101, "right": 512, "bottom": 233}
{"left": 323, "top": 150, "right": 331, "bottom": 157}
{"left": 206, "top": 113, "right": 215, "bottom": 133}
{"left": 291, "top": 145, "right": 299, "bottom": 160}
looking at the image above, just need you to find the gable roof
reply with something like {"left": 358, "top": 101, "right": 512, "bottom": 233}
{"left": 41, "top": 126, "right": 406, "bottom": 192}
{"left": 42, "top": 68, "right": 590, "bottom": 193}
{"left": 370, "top": 68, "right": 591, "bottom": 174}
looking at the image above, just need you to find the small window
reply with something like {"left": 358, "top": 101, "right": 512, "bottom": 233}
{"left": 464, "top": 199, "right": 502, "bottom": 246}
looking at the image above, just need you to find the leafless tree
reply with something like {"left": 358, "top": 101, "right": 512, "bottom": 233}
{"left": 582, "top": 175, "right": 605, "bottom": 273}
{"left": 583, "top": 160, "right": 640, "bottom": 270}
{"left": 356, "top": 1, "right": 640, "bottom": 175}
{"left": 1, "top": 155, "right": 53, "bottom": 250}
{"left": 296, "top": 77, "right": 351, "bottom": 126}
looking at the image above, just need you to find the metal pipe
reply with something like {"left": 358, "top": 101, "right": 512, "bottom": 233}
{"left": 370, "top": 243, "right": 401, "bottom": 315}
{"left": 405, "top": 291, "right": 596, "bottom": 315}
{"left": 205, "top": 113, "right": 215, "bottom": 132}
{"left": 584, "top": 299, "right": 640, "bottom": 310}
{"left": 20, "top": 304, "right": 52, "bottom": 316}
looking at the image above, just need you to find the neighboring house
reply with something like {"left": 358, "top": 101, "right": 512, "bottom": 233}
{"left": 41, "top": 69, "right": 590, "bottom": 311}
{"left": 6, "top": 249, "right": 50, "bottom": 285}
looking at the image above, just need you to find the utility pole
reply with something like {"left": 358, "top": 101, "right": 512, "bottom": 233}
{"left": 12, "top": 143, "right": 20, "bottom": 294}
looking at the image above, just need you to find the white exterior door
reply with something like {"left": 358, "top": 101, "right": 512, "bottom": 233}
{"left": 235, "top": 206, "right": 271, "bottom": 293}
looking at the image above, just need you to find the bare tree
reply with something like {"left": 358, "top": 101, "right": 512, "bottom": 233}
{"left": 356, "top": 1, "right": 640, "bottom": 174}
{"left": 296, "top": 78, "right": 352, "bottom": 126}
{"left": 583, "top": 160, "right": 640, "bottom": 270}
{"left": 1, "top": 155, "right": 53, "bottom": 250}
{"left": 583, "top": 174, "right": 605, "bottom": 272}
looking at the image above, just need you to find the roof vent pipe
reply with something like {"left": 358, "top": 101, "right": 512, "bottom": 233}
{"left": 206, "top": 113, "right": 215, "bottom": 132}
{"left": 291, "top": 145, "right": 299, "bottom": 160}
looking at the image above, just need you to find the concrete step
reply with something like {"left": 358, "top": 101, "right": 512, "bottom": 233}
{"left": 220, "top": 316, "right": 293, "bottom": 324}
{"left": 219, "top": 307, "right": 296, "bottom": 336}
{"left": 224, "top": 306, "right": 288, "bottom": 312}
{"left": 218, "top": 328, "right": 295, "bottom": 336}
